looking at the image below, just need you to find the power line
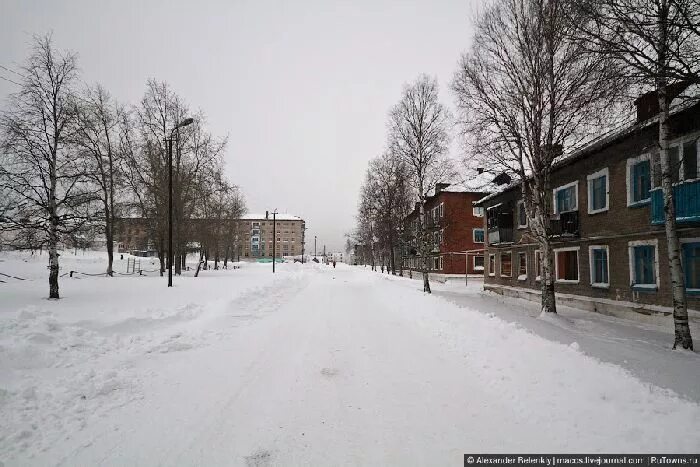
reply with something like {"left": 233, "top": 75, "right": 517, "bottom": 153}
{"left": 0, "top": 74, "right": 22, "bottom": 87}
{"left": 0, "top": 64, "right": 25, "bottom": 79}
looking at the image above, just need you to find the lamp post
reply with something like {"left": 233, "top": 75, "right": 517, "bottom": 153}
{"left": 166, "top": 118, "right": 194, "bottom": 287}
{"left": 314, "top": 235, "right": 317, "bottom": 258}
{"left": 301, "top": 223, "right": 306, "bottom": 264}
{"left": 271, "top": 209, "right": 278, "bottom": 273}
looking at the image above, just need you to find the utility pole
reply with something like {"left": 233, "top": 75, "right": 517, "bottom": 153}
{"left": 314, "top": 236, "right": 317, "bottom": 258}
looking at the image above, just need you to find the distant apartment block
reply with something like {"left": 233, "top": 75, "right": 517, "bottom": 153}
{"left": 237, "top": 213, "right": 305, "bottom": 259}
{"left": 115, "top": 213, "right": 305, "bottom": 259}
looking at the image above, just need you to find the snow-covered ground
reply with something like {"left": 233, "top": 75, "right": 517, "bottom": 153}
{"left": 1, "top": 251, "right": 699, "bottom": 465}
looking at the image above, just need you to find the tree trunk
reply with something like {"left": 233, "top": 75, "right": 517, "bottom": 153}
{"left": 657, "top": 85, "right": 694, "bottom": 350}
{"left": 540, "top": 238, "right": 557, "bottom": 313}
{"left": 174, "top": 243, "right": 182, "bottom": 275}
{"left": 105, "top": 210, "right": 114, "bottom": 277}
{"left": 159, "top": 237, "right": 165, "bottom": 276}
{"left": 419, "top": 198, "right": 431, "bottom": 294}
{"left": 194, "top": 250, "right": 205, "bottom": 277}
{"left": 48, "top": 152, "right": 60, "bottom": 299}
{"left": 48, "top": 225, "right": 60, "bottom": 299}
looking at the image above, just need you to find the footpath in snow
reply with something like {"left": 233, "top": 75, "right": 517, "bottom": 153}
{"left": 1, "top": 251, "right": 699, "bottom": 465}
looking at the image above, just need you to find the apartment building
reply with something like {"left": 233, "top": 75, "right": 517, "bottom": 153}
{"left": 114, "top": 213, "right": 306, "bottom": 260}
{"left": 237, "top": 213, "right": 305, "bottom": 259}
{"left": 476, "top": 94, "right": 700, "bottom": 322}
{"left": 115, "top": 217, "right": 151, "bottom": 253}
{"left": 403, "top": 184, "right": 488, "bottom": 278}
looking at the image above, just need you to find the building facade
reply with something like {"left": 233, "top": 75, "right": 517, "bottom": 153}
{"left": 403, "top": 185, "right": 488, "bottom": 277}
{"left": 115, "top": 213, "right": 306, "bottom": 260}
{"left": 236, "top": 213, "right": 305, "bottom": 259}
{"left": 476, "top": 97, "right": 700, "bottom": 322}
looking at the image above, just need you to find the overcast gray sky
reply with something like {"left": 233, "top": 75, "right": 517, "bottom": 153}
{"left": 0, "top": 0, "right": 481, "bottom": 252}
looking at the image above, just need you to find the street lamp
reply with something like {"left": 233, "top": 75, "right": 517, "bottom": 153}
{"left": 166, "top": 118, "right": 194, "bottom": 287}
{"left": 270, "top": 209, "right": 278, "bottom": 273}
{"left": 300, "top": 223, "right": 306, "bottom": 264}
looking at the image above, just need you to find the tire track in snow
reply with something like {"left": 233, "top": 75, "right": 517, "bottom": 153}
{"left": 158, "top": 269, "right": 315, "bottom": 465}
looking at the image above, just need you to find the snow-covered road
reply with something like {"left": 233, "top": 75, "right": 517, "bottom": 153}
{"left": 2, "top": 257, "right": 700, "bottom": 465}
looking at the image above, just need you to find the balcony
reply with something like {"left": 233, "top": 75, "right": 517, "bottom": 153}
{"left": 551, "top": 211, "right": 580, "bottom": 237}
{"left": 650, "top": 180, "right": 700, "bottom": 225}
{"left": 486, "top": 203, "right": 514, "bottom": 244}
{"left": 488, "top": 227, "right": 513, "bottom": 244}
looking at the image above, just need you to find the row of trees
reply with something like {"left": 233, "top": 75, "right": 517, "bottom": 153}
{"left": 0, "top": 34, "right": 245, "bottom": 299}
{"left": 353, "top": 0, "right": 698, "bottom": 350}
{"left": 351, "top": 76, "right": 454, "bottom": 293}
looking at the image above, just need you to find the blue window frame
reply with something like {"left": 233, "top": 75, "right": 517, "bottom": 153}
{"left": 632, "top": 244, "right": 656, "bottom": 287}
{"left": 590, "top": 247, "right": 609, "bottom": 285}
{"left": 555, "top": 184, "right": 577, "bottom": 213}
{"left": 473, "top": 228, "right": 484, "bottom": 243}
{"left": 590, "top": 175, "right": 607, "bottom": 211}
{"left": 630, "top": 160, "right": 651, "bottom": 204}
{"left": 682, "top": 242, "right": 700, "bottom": 291}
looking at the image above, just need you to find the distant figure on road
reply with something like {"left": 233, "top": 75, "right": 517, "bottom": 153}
{"left": 333, "top": 260, "right": 336, "bottom": 268}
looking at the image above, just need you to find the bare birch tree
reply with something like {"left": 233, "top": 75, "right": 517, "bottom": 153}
{"left": 389, "top": 75, "right": 453, "bottom": 293}
{"left": 0, "top": 34, "right": 91, "bottom": 298}
{"left": 71, "top": 84, "right": 125, "bottom": 276}
{"left": 452, "top": 0, "right": 625, "bottom": 312}
{"left": 358, "top": 151, "right": 413, "bottom": 275}
{"left": 573, "top": 0, "right": 698, "bottom": 349}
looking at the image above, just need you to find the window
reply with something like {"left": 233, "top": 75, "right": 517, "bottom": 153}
{"left": 438, "top": 202, "right": 444, "bottom": 219}
{"left": 589, "top": 245, "right": 610, "bottom": 288}
{"left": 473, "top": 206, "right": 484, "bottom": 217}
{"left": 500, "top": 252, "right": 512, "bottom": 277}
{"left": 669, "top": 145, "right": 682, "bottom": 184}
{"left": 535, "top": 250, "right": 542, "bottom": 281}
{"left": 432, "top": 256, "right": 443, "bottom": 271}
{"left": 555, "top": 247, "right": 579, "bottom": 283}
{"left": 517, "top": 252, "right": 527, "bottom": 280}
{"left": 587, "top": 168, "right": 609, "bottom": 214}
{"left": 681, "top": 240, "right": 700, "bottom": 292}
{"left": 553, "top": 181, "right": 578, "bottom": 214}
{"left": 489, "top": 254, "right": 496, "bottom": 277}
{"left": 628, "top": 240, "right": 658, "bottom": 290}
{"left": 682, "top": 139, "right": 699, "bottom": 180}
{"left": 516, "top": 201, "right": 527, "bottom": 228}
{"left": 473, "top": 228, "right": 485, "bottom": 243}
{"left": 627, "top": 155, "right": 652, "bottom": 206}
{"left": 473, "top": 255, "right": 485, "bottom": 271}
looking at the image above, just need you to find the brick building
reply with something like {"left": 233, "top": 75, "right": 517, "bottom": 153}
{"left": 476, "top": 96, "right": 700, "bottom": 323}
{"left": 237, "top": 213, "right": 305, "bottom": 259}
{"left": 115, "top": 217, "right": 151, "bottom": 253}
{"left": 403, "top": 184, "right": 488, "bottom": 278}
{"left": 115, "top": 213, "right": 305, "bottom": 260}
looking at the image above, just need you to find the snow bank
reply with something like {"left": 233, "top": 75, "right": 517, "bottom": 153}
{"left": 0, "top": 251, "right": 311, "bottom": 462}
{"left": 375, "top": 274, "right": 700, "bottom": 452}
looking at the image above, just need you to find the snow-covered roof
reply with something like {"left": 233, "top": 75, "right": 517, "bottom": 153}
{"left": 441, "top": 185, "right": 472, "bottom": 193}
{"left": 240, "top": 213, "right": 303, "bottom": 221}
{"left": 474, "top": 96, "right": 700, "bottom": 207}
